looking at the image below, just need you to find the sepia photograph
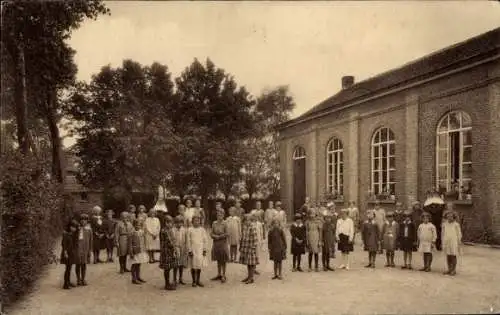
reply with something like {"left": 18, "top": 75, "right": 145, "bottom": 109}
{"left": 1, "top": 1, "right": 500, "bottom": 314}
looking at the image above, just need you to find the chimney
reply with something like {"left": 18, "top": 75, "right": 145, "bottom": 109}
{"left": 341, "top": 76, "right": 355, "bottom": 89}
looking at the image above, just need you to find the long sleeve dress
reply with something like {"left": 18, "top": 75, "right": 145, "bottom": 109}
{"left": 322, "top": 221, "right": 336, "bottom": 256}
{"left": 211, "top": 220, "right": 229, "bottom": 262}
{"left": 398, "top": 220, "right": 417, "bottom": 252}
{"left": 115, "top": 220, "right": 133, "bottom": 257}
{"left": 362, "top": 220, "right": 380, "bottom": 252}
{"left": 173, "top": 226, "right": 188, "bottom": 267}
{"left": 75, "top": 226, "right": 92, "bottom": 264}
{"left": 226, "top": 216, "right": 242, "bottom": 246}
{"left": 441, "top": 221, "right": 462, "bottom": 256}
{"left": 418, "top": 222, "right": 437, "bottom": 253}
{"left": 127, "top": 229, "right": 148, "bottom": 267}
{"left": 102, "top": 217, "right": 116, "bottom": 250}
{"left": 382, "top": 221, "right": 399, "bottom": 251}
{"left": 144, "top": 216, "right": 161, "bottom": 251}
{"left": 306, "top": 219, "right": 322, "bottom": 254}
{"left": 187, "top": 226, "right": 208, "bottom": 269}
{"left": 268, "top": 227, "right": 287, "bottom": 262}
{"left": 290, "top": 223, "right": 306, "bottom": 255}
{"left": 159, "top": 227, "right": 178, "bottom": 270}
{"left": 239, "top": 223, "right": 259, "bottom": 266}
{"left": 91, "top": 216, "right": 106, "bottom": 252}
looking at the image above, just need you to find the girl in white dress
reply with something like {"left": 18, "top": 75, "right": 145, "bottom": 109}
{"left": 417, "top": 212, "right": 437, "bottom": 272}
{"left": 226, "top": 207, "right": 242, "bottom": 262}
{"left": 144, "top": 209, "right": 161, "bottom": 263}
{"left": 187, "top": 215, "right": 208, "bottom": 287}
{"left": 442, "top": 210, "right": 462, "bottom": 276}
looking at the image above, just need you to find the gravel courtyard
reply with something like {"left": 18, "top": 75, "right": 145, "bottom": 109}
{"left": 8, "top": 236, "right": 500, "bottom": 315}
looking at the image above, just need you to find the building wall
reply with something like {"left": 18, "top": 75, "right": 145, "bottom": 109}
{"left": 279, "top": 57, "right": 500, "bottom": 241}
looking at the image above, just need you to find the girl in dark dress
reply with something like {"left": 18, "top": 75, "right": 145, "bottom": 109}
{"left": 210, "top": 208, "right": 229, "bottom": 283}
{"left": 322, "top": 212, "right": 336, "bottom": 271}
{"left": 102, "top": 210, "right": 116, "bottom": 263}
{"left": 399, "top": 211, "right": 417, "bottom": 269}
{"left": 268, "top": 219, "right": 287, "bottom": 280}
{"left": 61, "top": 220, "right": 79, "bottom": 289}
{"left": 362, "top": 211, "right": 380, "bottom": 268}
{"left": 290, "top": 213, "right": 306, "bottom": 272}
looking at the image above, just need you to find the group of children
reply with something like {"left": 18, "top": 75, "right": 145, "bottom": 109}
{"left": 60, "top": 198, "right": 463, "bottom": 291}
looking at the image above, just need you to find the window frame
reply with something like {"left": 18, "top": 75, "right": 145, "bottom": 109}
{"left": 293, "top": 146, "right": 306, "bottom": 160}
{"left": 435, "top": 111, "right": 472, "bottom": 200}
{"left": 326, "top": 138, "right": 344, "bottom": 196}
{"left": 371, "top": 127, "right": 396, "bottom": 197}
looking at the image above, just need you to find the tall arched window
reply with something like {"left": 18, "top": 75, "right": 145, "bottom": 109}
{"left": 293, "top": 146, "right": 306, "bottom": 160}
{"left": 371, "top": 127, "right": 396, "bottom": 196}
{"left": 436, "top": 111, "right": 472, "bottom": 199}
{"left": 326, "top": 138, "right": 344, "bottom": 196}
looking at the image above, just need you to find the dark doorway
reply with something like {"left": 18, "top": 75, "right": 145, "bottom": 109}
{"left": 293, "top": 146, "right": 306, "bottom": 214}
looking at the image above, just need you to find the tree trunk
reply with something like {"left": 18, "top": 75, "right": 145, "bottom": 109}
{"left": 12, "top": 38, "right": 30, "bottom": 154}
{"left": 45, "top": 90, "right": 64, "bottom": 183}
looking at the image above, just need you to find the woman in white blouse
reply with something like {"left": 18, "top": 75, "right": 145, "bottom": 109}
{"left": 336, "top": 209, "right": 354, "bottom": 270}
{"left": 144, "top": 209, "right": 161, "bottom": 263}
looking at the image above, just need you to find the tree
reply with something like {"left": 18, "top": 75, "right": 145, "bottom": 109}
{"left": 66, "top": 60, "right": 178, "bottom": 202}
{"left": 242, "top": 86, "right": 295, "bottom": 199}
{"left": 1, "top": 1, "right": 109, "bottom": 182}
{"left": 172, "top": 58, "right": 255, "bottom": 206}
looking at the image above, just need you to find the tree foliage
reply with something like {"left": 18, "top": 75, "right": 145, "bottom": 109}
{"left": 1, "top": 0, "right": 109, "bottom": 181}
{"left": 242, "top": 86, "right": 295, "bottom": 199}
{"left": 66, "top": 60, "right": 178, "bottom": 196}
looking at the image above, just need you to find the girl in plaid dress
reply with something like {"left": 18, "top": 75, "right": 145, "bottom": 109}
{"left": 239, "top": 213, "right": 259, "bottom": 284}
{"left": 173, "top": 215, "right": 188, "bottom": 285}
{"left": 159, "top": 215, "right": 178, "bottom": 291}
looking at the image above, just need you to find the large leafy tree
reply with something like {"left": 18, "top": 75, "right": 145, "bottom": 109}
{"left": 242, "top": 86, "right": 295, "bottom": 199}
{"left": 171, "top": 58, "right": 255, "bottom": 203}
{"left": 66, "top": 60, "right": 178, "bottom": 201}
{"left": 1, "top": 1, "right": 109, "bottom": 183}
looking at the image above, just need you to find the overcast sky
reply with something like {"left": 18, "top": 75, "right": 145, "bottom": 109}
{"left": 64, "top": 1, "right": 500, "bottom": 146}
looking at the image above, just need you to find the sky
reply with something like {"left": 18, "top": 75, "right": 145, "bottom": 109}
{"left": 64, "top": 1, "right": 500, "bottom": 147}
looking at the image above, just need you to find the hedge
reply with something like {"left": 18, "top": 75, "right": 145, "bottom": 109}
{"left": 1, "top": 152, "right": 66, "bottom": 308}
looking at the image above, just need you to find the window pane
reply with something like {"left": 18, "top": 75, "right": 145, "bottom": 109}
{"left": 389, "top": 170, "right": 396, "bottom": 182}
{"left": 463, "top": 130, "right": 472, "bottom": 146}
{"left": 374, "top": 158, "right": 380, "bottom": 170}
{"left": 461, "top": 112, "right": 472, "bottom": 128}
{"left": 339, "top": 152, "right": 344, "bottom": 162}
{"left": 328, "top": 154, "right": 333, "bottom": 164}
{"left": 449, "top": 112, "right": 460, "bottom": 130}
{"left": 388, "top": 129, "right": 395, "bottom": 141}
{"left": 382, "top": 157, "right": 387, "bottom": 171}
{"left": 328, "top": 164, "right": 333, "bottom": 176}
{"left": 389, "top": 184, "right": 396, "bottom": 195}
{"left": 438, "top": 149, "right": 448, "bottom": 164}
{"left": 438, "top": 134, "right": 448, "bottom": 148}
{"left": 389, "top": 156, "right": 396, "bottom": 169}
{"left": 438, "top": 166, "right": 447, "bottom": 181}
{"left": 374, "top": 132, "right": 380, "bottom": 144}
{"left": 438, "top": 116, "right": 448, "bottom": 133}
{"left": 339, "top": 163, "right": 344, "bottom": 174}
{"left": 382, "top": 145, "right": 387, "bottom": 158}
{"left": 381, "top": 128, "right": 387, "bottom": 141}
{"left": 374, "top": 171, "right": 379, "bottom": 183}
{"left": 373, "top": 184, "right": 380, "bottom": 195}
{"left": 463, "top": 146, "right": 472, "bottom": 163}
{"left": 389, "top": 143, "right": 395, "bottom": 155}
{"left": 462, "top": 163, "right": 472, "bottom": 179}
{"left": 373, "top": 146, "right": 379, "bottom": 158}
{"left": 339, "top": 175, "right": 344, "bottom": 186}
{"left": 382, "top": 170, "right": 387, "bottom": 184}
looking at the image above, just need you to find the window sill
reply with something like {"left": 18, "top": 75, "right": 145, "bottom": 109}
{"left": 367, "top": 199, "right": 396, "bottom": 205}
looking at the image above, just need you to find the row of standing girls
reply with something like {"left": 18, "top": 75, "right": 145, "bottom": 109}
{"left": 361, "top": 207, "right": 462, "bottom": 275}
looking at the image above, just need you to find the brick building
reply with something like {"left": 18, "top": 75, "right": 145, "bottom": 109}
{"left": 277, "top": 28, "right": 500, "bottom": 242}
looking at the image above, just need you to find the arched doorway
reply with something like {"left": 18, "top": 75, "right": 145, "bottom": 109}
{"left": 293, "top": 146, "right": 306, "bottom": 214}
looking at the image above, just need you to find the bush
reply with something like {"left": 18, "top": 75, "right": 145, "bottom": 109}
{"left": 1, "top": 152, "right": 65, "bottom": 308}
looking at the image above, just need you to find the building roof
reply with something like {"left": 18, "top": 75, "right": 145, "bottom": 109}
{"left": 278, "top": 27, "right": 500, "bottom": 130}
